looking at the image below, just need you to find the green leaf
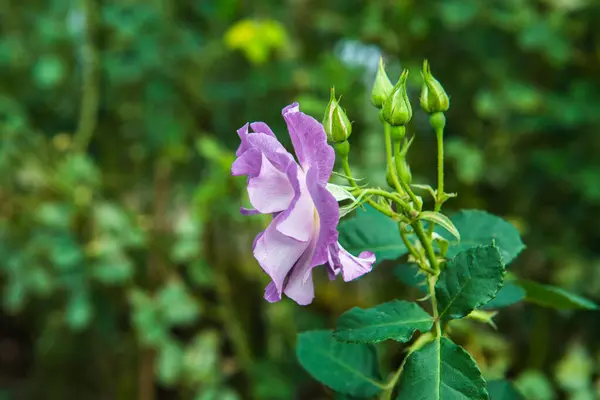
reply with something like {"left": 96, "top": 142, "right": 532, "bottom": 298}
{"left": 92, "top": 255, "right": 133, "bottom": 285}
{"left": 396, "top": 336, "right": 488, "bottom": 399}
{"left": 327, "top": 182, "right": 357, "bottom": 202}
{"left": 411, "top": 183, "right": 437, "bottom": 200}
{"left": 487, "top": 380, "right": 524, "bottom": 400}
{"left": 419, "top": 211, "right": 460, "bottom": 240}
{"left": 296, "top": 330, "right": 384, "bottom": 397}
{"left": 554, "top": 343, "right": 593, "bottom": 394}
{"left": 339, "top": 206, "right": 408, "bottom": 263}
{"left": 433, "top": 232, "right": 451, "bottom": 258}
{"left": 35, "top": 202, "right": 73, "bottom": 229}
{"left": 48, "top": 234, "right": 84, "bottom": 271}
{"left": 130, "top": 289, "right": 168, "bottom": 346}
{"left": 515, "top": 280, "right": 597, "bottom": 310}
{"left": 514, "top": 370, "right": 555, "bottom": 400}
{"left": 195, "top": 387, "right": 240, "bottom": 400}
{"left": 157, "top": 340, "right": 184, "bottom": 386}
{"left": 66, "top": 289, "right": 93, "bottom": 331}
{"left": 157, "top": 279, "right": 202, "bottom": 326}
{"left": 441, "top": 210, "right": 525, "bottom": 265}
{"left": 482, "top": 282, "right": 526, "bottom": 310}
{"left": 436, "top": 245, "right": 505, "bottom": 319}
{"left": 334, "top": 300, "right": 433, "bottom": 344}
{"left": 183, "top": 330, "right": 220, "bottom": 383}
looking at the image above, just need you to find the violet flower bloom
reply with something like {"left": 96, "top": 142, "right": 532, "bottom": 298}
{"left": 231, "top": 103, "right": 375, "bottom": 305}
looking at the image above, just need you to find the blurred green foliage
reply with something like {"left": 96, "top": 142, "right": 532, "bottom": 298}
{"left": 1, "top": 0, "right": 599, "bottom": 399}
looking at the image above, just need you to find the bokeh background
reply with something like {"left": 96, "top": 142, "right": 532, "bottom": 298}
{"left": 1, "top": 0, "right": 600, "bottom": 399}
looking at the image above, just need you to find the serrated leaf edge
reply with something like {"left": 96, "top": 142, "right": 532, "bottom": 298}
{"left": 437, "top": 245, "right": 506, "bottom": 320}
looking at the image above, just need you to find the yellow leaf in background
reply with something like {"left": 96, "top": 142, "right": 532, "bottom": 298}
{"left": 261, "top": 20, "right": 286, "bottom": 48}
{"left": 224, "top": 19, "right": 288, "bottom": 64}
{"left": 224, "top": 19, "right": 257, "bottom": 48}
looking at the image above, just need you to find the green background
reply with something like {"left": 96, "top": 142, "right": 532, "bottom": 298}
{"left": 0, "top": 0, "right": 599, "bottom": 399}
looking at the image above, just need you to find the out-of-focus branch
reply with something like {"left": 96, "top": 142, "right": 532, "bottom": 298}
{"left": 138, "top": 158, "right": 172, "bottom": 400}
{"left": 73, "top": 0, "right": 100, "bottom": 153}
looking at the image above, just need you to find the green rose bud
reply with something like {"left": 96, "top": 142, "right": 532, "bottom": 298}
{"left": 420, "top": 59, "right": 450, "bottom": 114}
{"left": 323, "top": 88, "right": 352, "bottom": 143}
{"left": 386, "top": 161, "right": 396, "bottom": 189}
{"left": 371, "top": 57, "right": 393, "bottom": 109}
{"left": 397, "top": 157, "right": 412, "bottom": 184}
{"left": 382, "top": 69, "right": 412, "bottom": 126}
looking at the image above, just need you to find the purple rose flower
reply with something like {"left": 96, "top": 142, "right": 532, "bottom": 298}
{"left": 231, "top": 103, "right": 375, "bottom": 305}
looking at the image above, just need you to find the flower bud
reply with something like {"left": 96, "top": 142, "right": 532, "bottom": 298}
{"left": 466, "top": 310, "right": 498, "bottom": 329}
{"left": 371, "top": 57, "right": 393, "bottom": 109}
{"left": 382, "top": 69, "right": 412, "bottom": 126}
{"left": 323, "top": 88, "right": 352, "bottom": 143}
{"left": 420, "top": 60, "right": 449, "bottom": 114}
{"left": 397, "top": 157, "right": 412, "bottom": 184}
{"left": 386, "top": 162, "right": 396, "bottom": 189}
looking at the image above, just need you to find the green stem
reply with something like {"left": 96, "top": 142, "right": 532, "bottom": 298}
{"left": 435, "top": 126, "right": 444, "bottom": 211}
{"left": 381, "top": 363, "right": 405, "bottom": 399}
{"left": 73, "top": 0, "right": 100, "bottom": 153}
{"left": 341, "top": 156, "right": 358, "bottom": 187}
{"left": 399, "top": 224, "right": 436, "bottom": 275}
{"left": 341, "top": 157, "right": 397, "bottom": 219}
{"left": 356, "top": 188, "right": 412, "bottom": 216}
{"left": 429, "top": 275, "right": 442, "bottom": 337}
{"left": 393, "top": 141, "right": 421, "bottom": 210}
{"left": 384, "top": 124, "right": 404, "bottom": 195}
{"left": 428, "top": 113, "right": 446, "bottom": 236}
{"left": 410, "top": 221, "right": 439, "bottom": 272}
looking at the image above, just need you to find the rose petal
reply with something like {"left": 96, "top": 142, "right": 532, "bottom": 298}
{"left": 253, "top": 216, "right": 309, "bottom": 298}
{"left": 283, "top": 236, "right": 317, "bottom": 305}
{"left": 264, "top": 281, "right": 281, "bottom": 303}
{"left": 252, "top": 231, "right": 264, "bottom": 250}
{"left": 250, "top": 122, "right": 276, "bottom": 138}
{"left": 328, "top": 242, "right": 375, "bottom": 282}
{"left": 306, "top": 167, "right": 339, "bottom": 266}
{"left": 282, "top": 103, "right": 335, "bottom": 184}
{"left": 247, "top": 153, "right": 295, "bottom": 213}
{"left": 231, "top": 147, "right": 262, "bottom": 178}
{"left": 241, "top": 207, "right": 261, "bottom": 216}
{"left": 246, "top": 133, "right": 292, "bottom": 172}
{"left": 275, "top": 170, "right": 315, "bottom": 242}
{"left": 235, "top": 123, "right": 250, "bottom": 157}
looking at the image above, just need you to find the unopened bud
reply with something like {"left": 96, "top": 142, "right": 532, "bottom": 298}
{"left": 323, "top": 88, "right": 352, "bottom": 143}
{"left": 386, "top": 162, "right": 396, "bottom": 189}
{"left": 420, "top": 60, "right": 449, "bottom": 114}
{"left": 397, "top": 157, "right": 412, "bottom": 184}
{"left": 371, "top": 57, "right": 393, "bottom": 109}
{"left": 382, "top": 69, "right": 412, "bottom": 126}
{"left": 466, "top": 310, "right": 498, "bottom": 329}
